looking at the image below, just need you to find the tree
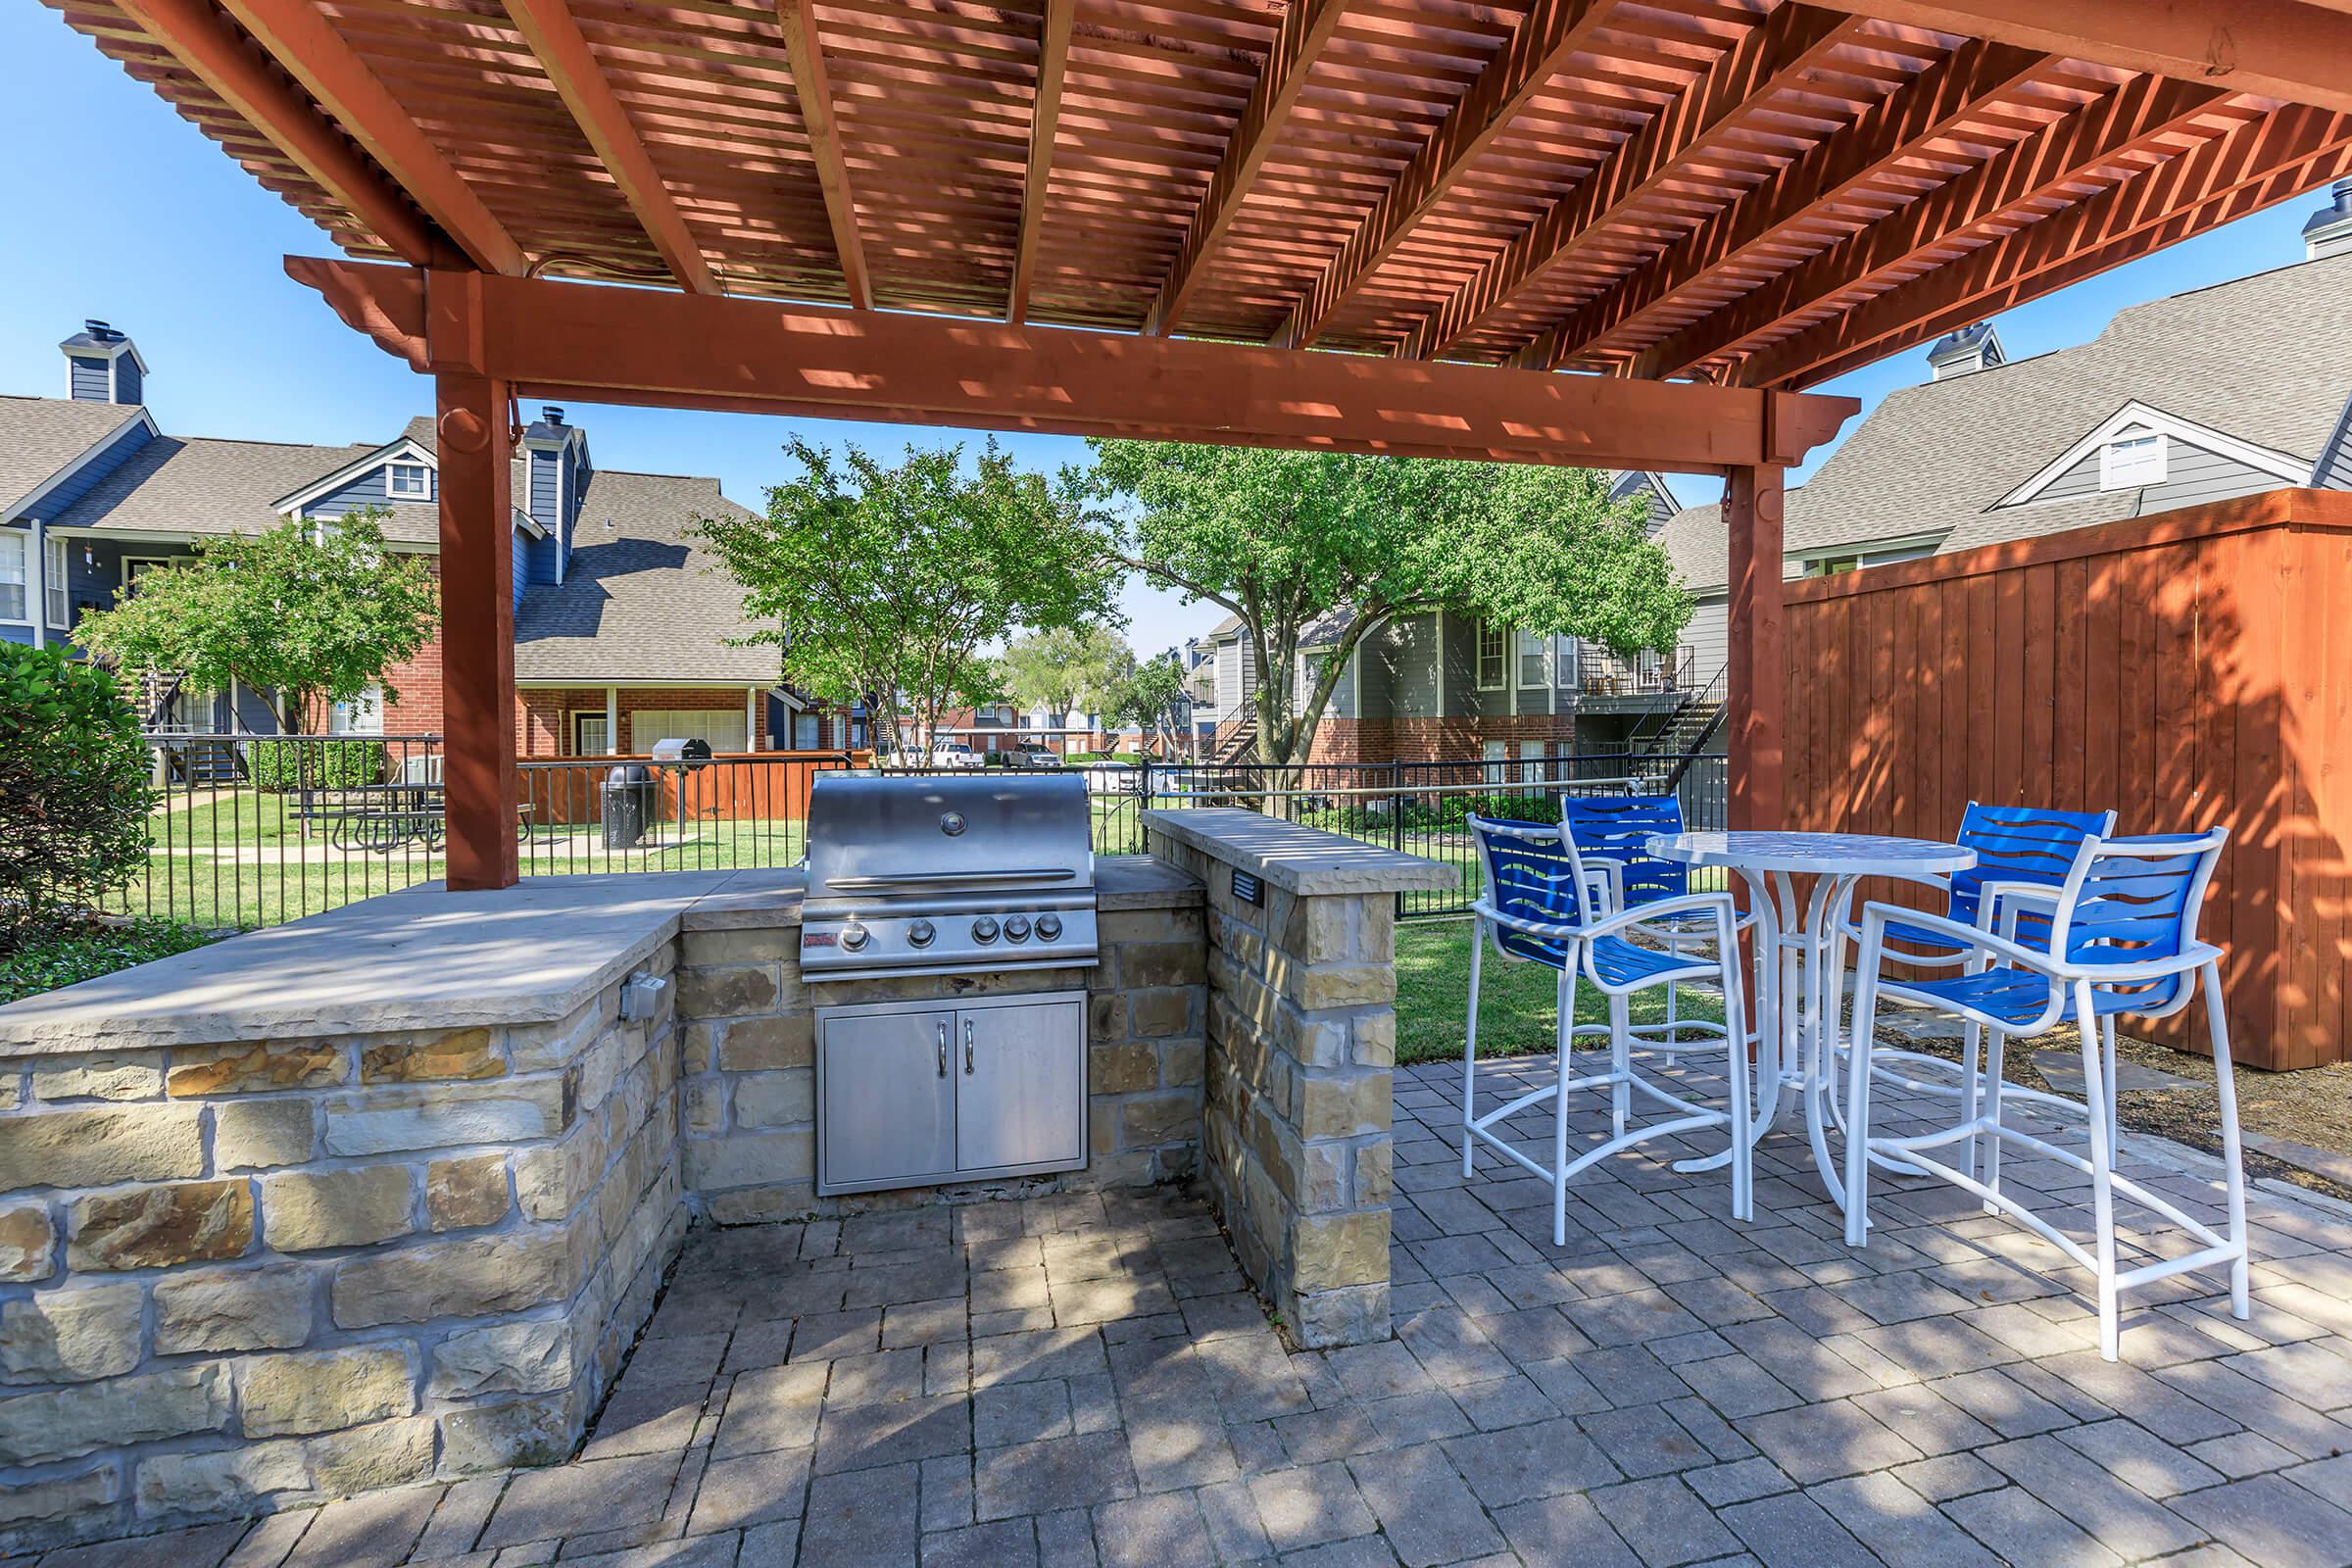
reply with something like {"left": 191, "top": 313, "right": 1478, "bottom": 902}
{"left": 1106, "top": 652, "right": 1192, "bottom": 759}
{"left": 74, "top": 508, "right": 439, "bottom": 735}
{"left": 1000, "top": 625, "right": 1135, "bottom": 720}
{"left": 698, "top": 438, "right": 1117, "bottom": 755}
{"left": 1090, "top": 444, "right": 1690, "bottom": 767}
{"left": 0, "top": 645, "right": 157, "bottom": 936}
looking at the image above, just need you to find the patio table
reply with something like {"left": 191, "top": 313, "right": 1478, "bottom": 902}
{"left": 1644, "top": 830, "right": 1975, "bottom": 1216}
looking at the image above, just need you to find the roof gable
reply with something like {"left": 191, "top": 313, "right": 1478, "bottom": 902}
{"left": 1992, "top": 400, "right": 2314, "bottom": 510}
{"left": 273, "top": 435, "right": 436, "bottom": 514}
{"left": 0, "top": 397, "right": 155, "bottom": 519}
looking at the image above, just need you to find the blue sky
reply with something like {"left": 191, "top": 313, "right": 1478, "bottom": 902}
{"left": 0, "top": 4, "right": 2328, "bottom": 653}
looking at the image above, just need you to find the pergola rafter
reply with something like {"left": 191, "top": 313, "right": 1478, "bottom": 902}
{"left": 772, "top": 0, "right": 870, "bottom": 310}
{"left": 1006, "top": 0, "right": 1075, "bottom": 322}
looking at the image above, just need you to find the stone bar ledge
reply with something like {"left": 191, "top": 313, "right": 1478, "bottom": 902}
{"left": 1142, "top": 808, "right": 1458, "bottom": 897}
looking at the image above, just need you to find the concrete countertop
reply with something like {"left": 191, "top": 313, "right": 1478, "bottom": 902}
{"left": 1142, "top": 808, "right": 1458, "bottom": 896}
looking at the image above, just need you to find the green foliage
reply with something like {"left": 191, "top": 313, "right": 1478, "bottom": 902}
{"left": 1104, "top": 654, "right": 1191, "bottom": 757}
{"left": 1091, "top": 442, "right": 1690, "bottom": 766}
{"left": 74, "top": 508, "right": 439, "bottom": 734}
{"left": 698, "top": 439, "right": 1119, "bottom": 752}
{"left": 1001, "top": 625, "right": 1133, "bottom": 717}
{"left": 248, "top": 739, "right": 387, "bottom": 793}
{"left": 0, "top": 646, "right": 158, "bottom": 932}
{"left": 0, "top": 917, "right": 219, "bottom": 1004}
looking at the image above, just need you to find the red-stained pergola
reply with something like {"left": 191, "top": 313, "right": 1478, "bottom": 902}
{"left": 43, "top": 0, "right": 2352, "bottom": 888}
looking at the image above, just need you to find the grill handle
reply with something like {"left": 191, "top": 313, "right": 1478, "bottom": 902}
{"left": 821, "top": 868, "right": 1077, "bottom": 892}
{"left": 964, "top": 1019, "right": 974, "bottom": 1075}
{"left": 937, "top": 1020, "right": 949, "bottom": 1078}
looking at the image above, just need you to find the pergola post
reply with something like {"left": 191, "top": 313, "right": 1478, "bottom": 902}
{"left": 1725, "top": 462, "right": 1786, "bottom": 832}
{"left": 433, "top": 363, "right": 519, "bottom": 890}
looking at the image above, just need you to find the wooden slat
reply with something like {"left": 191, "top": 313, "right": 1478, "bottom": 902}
{"left": 500, "top": 0, "right": 719, "bottom": 292}
{"left": 774, "top": 0, "right": 870, "bottom": 310}
{"left": 1273, "top": 0, "right": 1617, "bottom": 350}
{"left": 1005, "top": 0, "right": 1073, "bottom": 323}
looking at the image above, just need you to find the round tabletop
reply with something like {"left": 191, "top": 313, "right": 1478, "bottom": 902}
{"left": 1644, "top": 830, "right": 1976, "bottom": 877}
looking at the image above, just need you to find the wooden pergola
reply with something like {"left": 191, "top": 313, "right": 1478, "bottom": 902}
{"left": 46, "top": 0, "right": 2352, "bottom": 888}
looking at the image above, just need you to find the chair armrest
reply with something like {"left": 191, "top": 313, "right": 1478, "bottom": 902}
{"left": 1470, "top": 900, "right": 1581, "bottom": 943}
{"left": 1584, "top": 859, "right": 1624, "bottom": 917}
{"left": 1858, "top": 901, "right": 2059, "bottom": 975}
{"left": 1974, "top": 879, "right": 2061, "bottom": 932}
{"left": 1583, "top": 892, "right": 1736, "bottom": 942}
{"left": 2069, "top": 942, "right": 2226, "bottom": 983}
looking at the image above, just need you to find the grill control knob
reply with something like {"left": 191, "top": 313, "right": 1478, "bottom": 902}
{"left": 907, "top": 919, "right": 936, "bottom": 948}
{"left": 971, "top": 916, "right": 1000, "bottom": 943}
{"left": 840, "top": 922, "right": 870, "bottom": 953}
{"left": 1036, "top": 914, "right": 1063, "bottom": 942}
{"left": 1004, "top": 915, "right": 1032, "bottom": 943}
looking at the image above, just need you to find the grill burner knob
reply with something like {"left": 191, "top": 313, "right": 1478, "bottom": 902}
{"left": 840, "top": 922, "right": 870, "bottom": 953}
{"left": 1004, "top": 915, "right": 1032, "bottom": 942}
{"left": 1036, "top": 914, "right": 1063, "bottom": 942}
{"left": 907, "top": 919, "right": 936, "bottom": 948}
{"left": 971, "top": 916, "right": 1000, "bottom": 943}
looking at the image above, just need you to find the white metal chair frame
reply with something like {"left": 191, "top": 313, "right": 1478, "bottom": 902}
{"left": 1463, "top": 815, "right": 1754, "bottom": 1245}
{"left": 1842, "top": 828, "right": 2247, "bottom": 1360}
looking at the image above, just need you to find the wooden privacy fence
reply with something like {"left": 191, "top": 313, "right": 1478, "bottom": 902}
{"left": 1783, "top": 488, "right": 2352, "bottom": 1070}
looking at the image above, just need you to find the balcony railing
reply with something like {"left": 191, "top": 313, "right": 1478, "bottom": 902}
{"left": 1574, "top": 644, "right": 1693, "bottom": 697}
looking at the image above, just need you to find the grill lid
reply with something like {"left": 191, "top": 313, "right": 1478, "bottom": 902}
{"left": 804, "top": 772, "right": 1094, "bottom": 903}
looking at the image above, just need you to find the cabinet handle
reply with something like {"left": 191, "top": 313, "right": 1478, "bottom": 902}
{"left": 937, "top": 1020, "right": 948, "bottom": 1078}
{"left": 964, "top": 1018, "right": 974, "bottom": 1074}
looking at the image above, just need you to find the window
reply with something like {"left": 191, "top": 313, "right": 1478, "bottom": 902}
{"left": 328, "top": 685, "right": 383, "bottom": 735}
{"left": 1517, "top": 630, "right": 1549, "bottom": 691}
{"left": 573, "top": 713, "right": 611, "bottom": 755}
{"left": 1518, "top": 740, "right": 1546, "bottom": 785}
{"left": 1552, "top": 635, "right": 1577, "bottom": 689}
{"left": 793, "top": 712, "right": 820, "bottom": 750}
{"left": 387, "top": 462, "right": 433, "bottom": 500}
{"left": 630, "top": 709, "right": 747, "bottom": 753}
{"left": 2099, "top": 430, "right": 2166, "bottom": 490}
{"left": 45, "top": 535, "right": 69, "bottom": 627}
{"left": 1807, "top": 554, "right": 1860, "bottom": 577}
{"left": 1482, "top": 738, "right": 1507, "bottom": 784}
{"left": 0, "top": 533, "right": 24, "bottom": 622}
{"left": 1475, "top": 620, "right": 1506, "bottom": 690}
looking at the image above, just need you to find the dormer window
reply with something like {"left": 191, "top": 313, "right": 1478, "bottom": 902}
{"left": 2099, "top": 430, "right": 2166, "bottom": 490}
{"left": 387, "top": 462, "right": 433, "bottom": 500}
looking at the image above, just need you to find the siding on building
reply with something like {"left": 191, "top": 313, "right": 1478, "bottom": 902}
{"left": 2029, "top": 436, "right": 2286, "bottom": 513}
{"left": 307, "top": 462, "right": 405, "bottom": 517}
{"left": 1683, "top": 594, "right": 1729, "bottom": 687}
{"left": 28, "top": 418, "right": 154, "bottom": 523}
{"left": 66, "top": 356, "right": 112, "bottom": 403}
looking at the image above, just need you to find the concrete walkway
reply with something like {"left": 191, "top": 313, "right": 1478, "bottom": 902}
{"left": 26, "top": 1055, "right": 2352, "bottom": 1568}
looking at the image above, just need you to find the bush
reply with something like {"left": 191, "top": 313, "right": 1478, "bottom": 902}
{"left": 0, "top": 645, "right": 157, "bottom": 931}
{"left": 250, "top": 738, "right": 387, "bottom": 792}
{"left": 0, "top": 917, "right": 219, "bottom": 1004}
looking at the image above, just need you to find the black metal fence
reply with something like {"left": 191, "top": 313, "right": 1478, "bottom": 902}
{"left": 122, "top": 733, "right": 1723, "bottom": 929}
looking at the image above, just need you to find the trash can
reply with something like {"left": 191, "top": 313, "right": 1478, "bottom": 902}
{"left": 603, "top": 763, "right": 656, "bottom": 849}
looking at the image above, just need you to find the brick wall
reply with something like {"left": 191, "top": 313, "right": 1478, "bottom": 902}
{"left": 1304, "top": 713, "right": 1583, "bottom": 765}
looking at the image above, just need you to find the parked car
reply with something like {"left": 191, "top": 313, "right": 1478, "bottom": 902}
{"left": 1080, "top": 760, "right": 1142, "bottom": 796}
{"left": 928, "top": 743, "right": 985, "bottom": 770}
{"left": 1011, "top": 742, "right": 1062, "bottom": 768}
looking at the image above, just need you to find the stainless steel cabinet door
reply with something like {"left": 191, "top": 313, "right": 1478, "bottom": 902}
{"left": 819, "top": 1006, "right": 957, "bottom": 1192}
{"left": 954, "top": 1000, "right": 1084, "bottom": 1173}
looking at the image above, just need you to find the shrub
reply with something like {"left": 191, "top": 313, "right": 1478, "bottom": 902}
{"left": 250, "top": 738, "right": 387, "bottom": 792}
{"left": 0, "top": 645, "right": 157, "bottom": 933}
{"left": 0, "top": 917, "right": 219, "bottom": 1004}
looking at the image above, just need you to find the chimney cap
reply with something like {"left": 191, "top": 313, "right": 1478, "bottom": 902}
{"left": 1926, "top": 320, "right": 2004, "bottom": 379}
{"left": 541, "top": 405, "right": 565, "bottom": 424}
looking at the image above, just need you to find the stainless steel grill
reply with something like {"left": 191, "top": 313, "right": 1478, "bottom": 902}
{"left": 799, "top": 772, "right": 1099, "bottom": 980}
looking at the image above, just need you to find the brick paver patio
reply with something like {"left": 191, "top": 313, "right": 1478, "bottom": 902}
{"left": 27, "top": 1054, "right": 2352, "bottom": 1568}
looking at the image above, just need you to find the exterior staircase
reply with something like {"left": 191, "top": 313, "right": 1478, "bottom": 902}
{"left": 1628, "top": 662, "right": 1725, "bottom": 792}
{"left": 1210, "top": 715, "right": 1258, "bottom": 766}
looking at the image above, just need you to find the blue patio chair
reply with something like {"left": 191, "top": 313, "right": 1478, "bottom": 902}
{"left": 1559, "top": 794, "right": 1749, "bottom": 1053}
{"left": 1831, "top": 802, "right": 2116, "bottom": 1162}
{"left": 1842, "top": 829, "right": 2247, "bottom": 1360}
{"left": 1463, "top": 814, "right": 1753, "bottom": 1244}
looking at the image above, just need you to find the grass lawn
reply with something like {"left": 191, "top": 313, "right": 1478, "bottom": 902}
{"left": 1394, "top": 917, "right": 1726, "bottom": 1067}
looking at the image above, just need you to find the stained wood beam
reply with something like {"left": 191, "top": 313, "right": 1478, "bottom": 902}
{"left": 1274, "top": 0, "right": 1616, "bottom": 350}
{"left": 286, "top": 259, "right": 1860, "bottom": 472}
{"left": 1752, "top": 103, "right": 2352, "bottom": 386}
{"left": 1418, "top": 5, "right": 1864, "bottom": 362}
{"left": 1807, "top": 0, "right": 2352, "bottom": 116}
{"left": 1524, "top": 35, "right": 2049, "bottom": 370}
{"left": 1629, "top": 71, "right": 2228, "bottom": 381}
{"left": 1147, "top": 0, "right": 1348, "bottom": 336}
{"left": 499, "top": 0, "right": 719, "bottom": 293}
{"left": 1007, "top": 0, "right": 1076, "bottom": 323}
{"left": 1726, "top": 463, "right": 1786, "bottom": 832}
{"left": 110, "top": 0, "right": 448, "bottom": 267}
{"left": 775, "top": 0, "right": 871, "bottom": 310}
{"left": 214, "top": 0, "right": 526, "bottom": 274}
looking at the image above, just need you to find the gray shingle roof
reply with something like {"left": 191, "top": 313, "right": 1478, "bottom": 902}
{"left": 514, "top": 470, "right": 779, "bottom": 684}
{"left": 1660, "top": 251, "right": 2352, "bottom": 590}
{"left": 46, "top": 432, "right": 415, "bottom": 538}
{"left": 0, "top": 396, "right": 147, "bottom": 517}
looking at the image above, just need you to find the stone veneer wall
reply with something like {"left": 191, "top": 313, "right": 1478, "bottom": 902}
{"left": 0, "top": 952, "right": 688, "bottom": 1553}
{"left": 1142, "top": 809, "right": 1454, "bottom": 1350}
{"left": 677, "top": 859, "right": 1209, "bottom": 1222}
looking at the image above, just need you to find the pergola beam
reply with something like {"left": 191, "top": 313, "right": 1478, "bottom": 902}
{"left": 1147, "top": 0, "right": 1348, "bottom": 337}
{"left": 110, "top": 0, "right": 450, "bottom": 268}
{"left": 775, "top": 0, "right": 871, "bottom": 310}
{"left": 1808, "top": 0, "right": 2352, "bottom": 116}
{"left": 1007, "top": 0, "right": 1076, "bottom": 323}
{"left": 1274, "top": 0, "right": 1615, "bottom": 350}
{"left": 1525, "top": 34, "right": 2050, "bottom": 371}
{"left": 1753, "top": 103, "right": 2352, "bottom": 386}
{"left": 1630, "top": 71, "right": 2229, "bottom": 381}
{"left": 213, "top": 0, "right": 527, "bottom": 274}
{"left": 285, "top": 259, "right": 1859, "bottom": 472}
{"left": 498, "top": 0, "right": 719, "bottom": 293}
{"left": 1418, "top": 5, "right": 1866, "bottom": 362}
